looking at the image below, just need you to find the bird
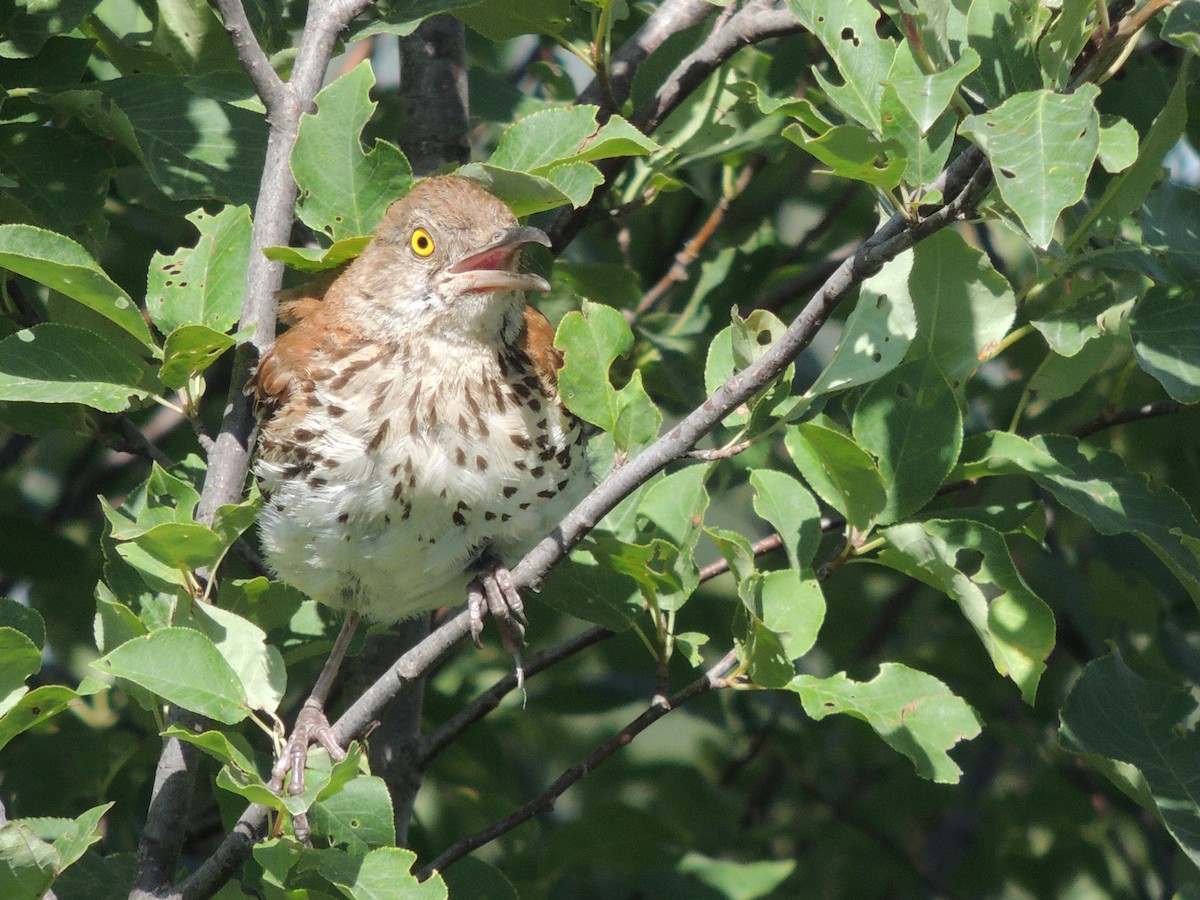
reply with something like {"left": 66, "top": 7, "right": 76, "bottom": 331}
{"left": 250, "top": 175, "right": 590, "bottom": 810}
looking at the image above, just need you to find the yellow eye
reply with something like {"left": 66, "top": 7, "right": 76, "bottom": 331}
{"left": 410, "top": 228, "right": 435, "bottom": 257}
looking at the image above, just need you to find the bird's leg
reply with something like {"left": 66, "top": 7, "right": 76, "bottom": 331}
{"left": 466, "top": 551, "right": 527, "bottom": 654}
{"left": 269, "top": 610, "right": 360, "bottom": 800}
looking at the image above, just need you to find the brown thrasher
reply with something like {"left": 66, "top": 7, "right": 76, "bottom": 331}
{"left": 251, "top": 176, "right": 589, "bottom": 804}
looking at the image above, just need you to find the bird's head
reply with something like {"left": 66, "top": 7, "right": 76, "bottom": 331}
{"left": 352, "top": 176, "right": 550, "bottom": 337}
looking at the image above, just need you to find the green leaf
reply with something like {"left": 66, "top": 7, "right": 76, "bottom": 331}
{"left": 75, "top": 75, "right": 268, "bottom": 205}
{"left": 733, "top": 605, "right": 793, "bottom": 689}
{"left": 0, "top": 597, "right": 45, "bottom": 648}
{"left": 879, "top": 92, "right": 957, "bottom": 188}
{"left": 0, "top": 123, "right": 112, "bottom": 251}
{"left": 93, "top": 627, "right": 248, "bottom": 724}
{"left": 536, "top": 548, "right": 641, "bottom": 630}
{"left": 677, "top": 853, "right": 795, "bottom": 900}
{"left": 0, "top": 224, "right": 154, "bottom": 349}
{"left": 1068, "top": 57, "right": 1192, "bottom": 248}
{"left": 0, "top": 685, "right": 75, "bottom": 753}
{"left": 453, "top": 0, "right": 573, "bottom": 41}
{"left": 316, "top": 846, "right": 448, "bottom": 899}
{"left": 805, "top": 250, "right": 917, "bottom": 397}
{"left": 0, "top": 0, "right": 96, "bottom": 58}
{"left": 159, "top": 324, "right": 236, "bottom": 389}
{"left": 0, "top": 324, "right": 149, "bottom": 412}
{"left": 743, "top": 568, "right": 825, "bottom": 660}
{"left": 749, "top": 470, "right": 820, "bottom": 569}
{"left": 885, "top": 45, "right": 979, "bottom": 134}
{"left": 48, "top": 802, "right": 114, "bottom": 874}
{"left": 164, "top": 726, "right": 261, "bottom": 775}
{"left": 851, "top": 358, "right": 963, "bottom": 524}
{"left": 636, "top": 466, "right": 709, "bottom": 611}
{"left": 950, "top": 431, "right": 1070, "bottom": 482}
{"left": 1097, "top": 115, "right": 1139, "bottom": 173}
{"left": 1140, "top": 181, "right": 1200, "bottom": 286}
{"left": 790, "top": 663, "right": 982, "bottom": 783}
{"left": 1161, "top": 0, "right": 1200, "bottom": 55}
{"left": 264, "top": 237, "right": 371, "bottom": 273}
{"left": 351, "top": 0, "right": 486, "bottom": 39}
{"left": 784, "top": 417, "right": 887, "bottom": 532}
{"left": 488, "top": 106, "right": 603, "bottom": 172}
{"left": 0, "top": 626, "right": 43, "bottom": 712}
{"left": 0, "top": 820, "right": 57, "bottom": 900}
{"left": 782, "top": 123, "right": 905, "bottom": 189}
{"left": 963, "top": 0, "right": 1047, "bottom": 103}
{"left": 454, "top": 163, "right": 577, "bottom": 216}
{"left": 1038, "top": 0, "right": 1094, "bottom": 89}
{"left": 132, "top": 521, "right": 226, "bottom": 569}
{"left": 786, "top": 0, "right": 895, "bottom": 131}
{"left": 556, "top": 300, "right": 661, "bottom": 450}
{"left": 1129, "top": 284, "right": 1200, "bottom": 402}
{"left": 1061, "top": 652, "right": 1200, "bottom": 867}
{"left": 146, "top": 204, "right": 251, "bottom": 337}
{"left": 704, "top": 309, "right": 794, "bottom": 428}
{"left": 906, "top": 229, "right": 1016, "bottom": 387}
{"left": 961, "top": 85, "right": 1100, "bottom": 249}
{"left": 440, "top": 857, "right": 519, "bottom": 900}
{"left": 293, "top": 62, "right": 413, "bottom": 241}
{"left": 880, "top": 519, "right": 1056, "bottom": 703}
{"left": 1029, "top": 281, "right": 1126, "bottom": 356}
{"left": 179, "top": 601, "right": 286, "bottom": 714}
{"left": 310, "top": 776, "right": 396, "bottom": 853}
{"left": 1030, "top": 435, "right": 1200, "bottom": 604}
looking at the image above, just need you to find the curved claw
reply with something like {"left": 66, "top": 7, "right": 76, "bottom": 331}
{"left": 270, "top": 700, "right": 347, "bottom": 800}
{"left": 467, "top": 559, "right": 527, "bottom": 653}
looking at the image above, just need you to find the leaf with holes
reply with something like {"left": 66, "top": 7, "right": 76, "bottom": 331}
{"left": 146, "top": 204, "right": 251, "bottom": 337}
{"left": 962, "top": 85, "right": 1100, "bottom": 249}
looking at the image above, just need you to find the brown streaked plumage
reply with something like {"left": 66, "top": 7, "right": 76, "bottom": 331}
{"left": 251, "top": 176, "right": 590, "bottom": 820}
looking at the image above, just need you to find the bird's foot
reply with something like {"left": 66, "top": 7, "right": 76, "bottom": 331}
{"left": 270, "top": 698, "right": 347, "bottom": 795}
{"left": 269, "top": 699, "right": 347, "bottom": 843}
{"left": 467, "top": 559, "right": 527, "bottom": 655}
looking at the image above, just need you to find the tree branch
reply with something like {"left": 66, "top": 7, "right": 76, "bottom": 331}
{"left": 416, "top": 648, "right": 741, "bottom": 880}
{"left": 211, "top": 0, "right": 286, "bottom": 111}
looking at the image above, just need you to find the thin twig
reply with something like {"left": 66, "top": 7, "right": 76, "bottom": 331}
{"left": 634, "top": 158, "right": 764, "bottom": 320}
{"left": 686, "top": 440, "right": 754, "bottom": 460}
{"left": 417, "top": 648, "right": 741, "bottom": 880}
{"left": 1072, "top": 400, "right": 1191, "bottom": 439}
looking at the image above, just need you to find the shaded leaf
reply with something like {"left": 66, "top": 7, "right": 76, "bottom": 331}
{"left": 1030, "top": 435, "right": 1200, "bottom": 604}
{"left": 851, "top": 358, "right": 962, "bottom": 524}
{"left": 1129, "top": 284, "right": 1200, "bottom": 402}
{"left": 1061, "top": 652, "right": 1200, "bottom": 867}
{"left": 785, "top": 417, "right": 887, "bottom": 532}
{"left": 0, "top": 224, "right": 153, "bottom": 349}
{"left": 0, "top": 324, "right": 149, "bottom": 412}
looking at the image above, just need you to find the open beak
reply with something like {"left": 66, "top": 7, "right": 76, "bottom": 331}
{"left": 447, "top": 225, "right": 552, "bottom": 293}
